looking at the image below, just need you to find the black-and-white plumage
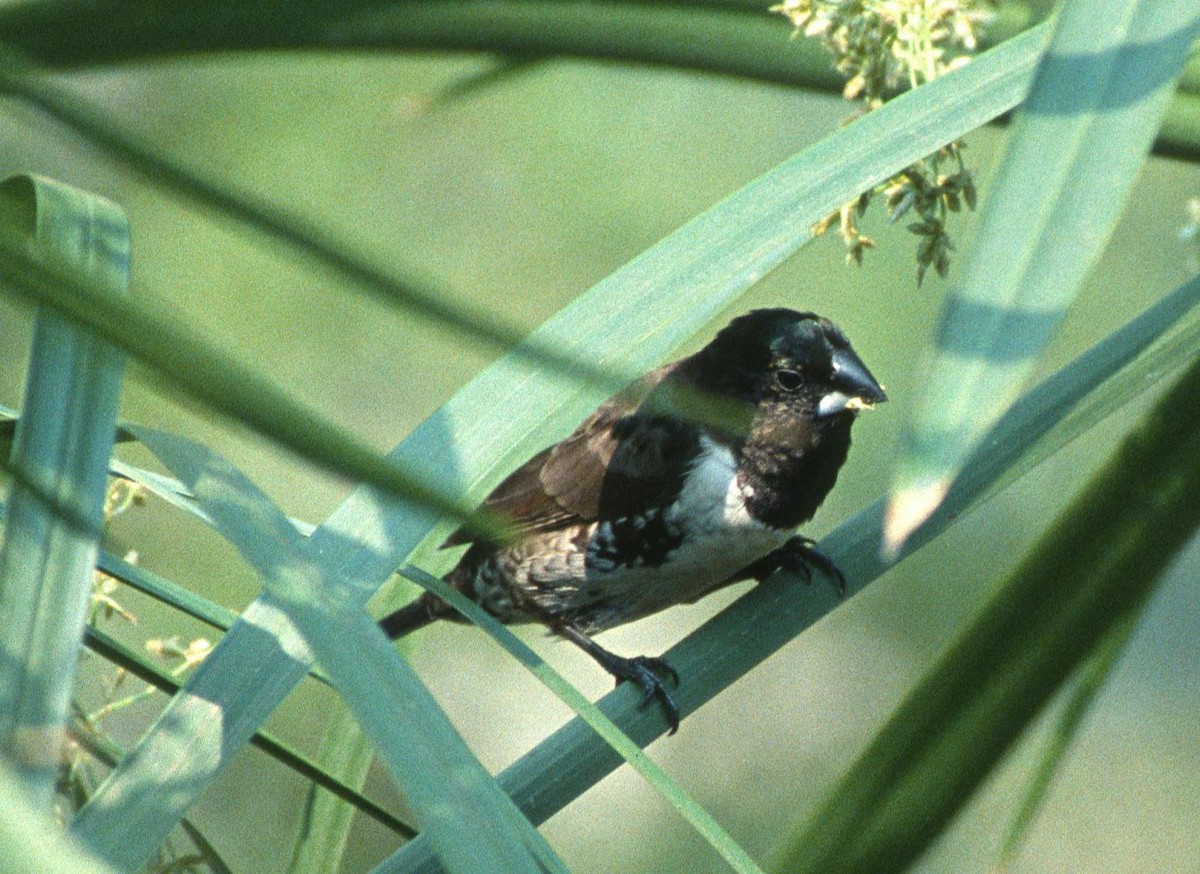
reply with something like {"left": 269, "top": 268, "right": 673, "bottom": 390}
{"left": 382, "top": 308, "right": 886, "bottom": 732}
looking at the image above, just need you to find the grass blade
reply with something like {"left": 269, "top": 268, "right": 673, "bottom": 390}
{"left": 884, "top": 0, "right": 1200, "bottom": 553}
{"left": 111, "top": 457, "right": 318, "bottom": 536}
{"left": 0, "top": 174, "right": 128, "bottom": 805}
{"left": 130, "top": 426, "right": 567, "bottom": 874}
{"left": 995, "top": 616, "right": 1139, "bottom": 869}
{"left": 776, "top": 358, "right": 1200, "bottom": 874}
{"left": 97, "top": 548, "right": 239, "bottom": 633}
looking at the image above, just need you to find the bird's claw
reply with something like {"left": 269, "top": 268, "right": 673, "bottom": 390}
{"left": 779, "top": 536, "right": 846, "bottom": 595}
{"left": 608, "top": 654, "right": 681, "bottom": 735}
{"left": 556, "top": 625, "right": 683, "bottom": 734}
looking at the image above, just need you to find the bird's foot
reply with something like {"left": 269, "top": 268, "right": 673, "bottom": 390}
{"left": 774, "top": 536, "right": 847, "bottom": 595}
{"left": 604, "top": 653, "right": 681, "bottom": 735}
{"left": 557, "top": 625, "right": 682, "bottom": 734}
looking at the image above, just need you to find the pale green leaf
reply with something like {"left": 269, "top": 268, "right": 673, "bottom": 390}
{"left": 995, "top": 618, "right": 1139, "bottom": 868}
{"left": 0, "top": 762, "right": 122, "bottom": 874}
{"left": 129, "top": 426, "right": 567, "bottom": 874}
{"left": 287, "top": 704, "right": 376, "bottom": 874}
{"left": 885, "top": 0, "right": 1200, "bottom": 551}
{"left": 0, "top": 174, "right": 128, "bottom": 804}
{"left": 79, "top": 624, "right": 412, "bottom": 838}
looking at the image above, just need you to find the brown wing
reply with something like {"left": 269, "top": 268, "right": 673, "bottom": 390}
{"left": 443, "top": 363, "right": 701, "bottom": 547}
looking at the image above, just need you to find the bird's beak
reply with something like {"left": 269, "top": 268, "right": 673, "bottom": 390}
{"left": 817, "top": 347, "right": 888, "bottom": 418}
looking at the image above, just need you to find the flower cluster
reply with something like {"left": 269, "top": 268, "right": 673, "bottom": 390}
{"left": 772, "top": 0, "right": 993, "bottom": 282}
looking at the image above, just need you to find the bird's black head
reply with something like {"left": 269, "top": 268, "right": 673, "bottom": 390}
{"left": 684, "top": 308, "right": 886, "bottom": 528}
{"left": 689, "top": 307, "right": 887, "bottom": 422}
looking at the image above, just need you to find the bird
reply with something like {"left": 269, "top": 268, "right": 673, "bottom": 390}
{"left": 381, "top": 308, "right": 886, "bottom": 733}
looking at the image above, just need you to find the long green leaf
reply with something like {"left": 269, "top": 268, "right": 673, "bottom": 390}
{"left": 97, "top": 547, "right": 239, "bottom": 633}
{"left": 776, "top": 358, "right": 1200, "bottom": 874}
{"left": 995, "top": 616, "right": 1139, "bottom": 868}
{"left": 111, "top": 456, "right": 318, "bottom": 535}
{"left": 65, "top": 722, "right": 235, "bottom": 872}
{"left": 71, "top": 22, "right": 1050, "bottom": 866}
{"left": 885, "top": 0, "right": 1200, "bottom": 552}
{"left": 131, "top": 426, "right": 567, "bottom": 874}
{"left": 0, "top": 1, "right": 898, "bottom": 83}
{"left": 382, "top": 273, "right": 1200, "bottom": 872}
{"left": 0, "top": 175, "right": 128, "bottom": 805}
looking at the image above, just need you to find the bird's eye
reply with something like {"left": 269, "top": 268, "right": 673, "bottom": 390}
{"left": 774, "top": 368, "right": 804, "bottom": 392}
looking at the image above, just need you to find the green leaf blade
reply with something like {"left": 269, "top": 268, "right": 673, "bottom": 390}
{"left": 81, "top": 622, "right": 412, "bottom": 839}
{"left": 885, "top": 0, "right": 1200, "bottom": 552}
{"left": 0, "top": 761, "right": 123, "bottom": 874}
{"left": 777, "top": 359, "right": 1200, "bottom": 874}
{"left": 0, "top": 174, "right": 129, "bottom": 805}
{"left": 286, "top": 704, "right": 376, "bottom": 874}
{"left": 130, "top": 427, "right": 566, "bottom": 874}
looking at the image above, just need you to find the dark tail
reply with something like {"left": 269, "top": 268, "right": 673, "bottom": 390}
{"left": 379, "top": 591, "right": 456, "bottom": 639}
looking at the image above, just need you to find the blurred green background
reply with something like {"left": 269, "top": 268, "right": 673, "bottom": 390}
{"left": 2, "top": 39, "right": 1197, "bottom": 874}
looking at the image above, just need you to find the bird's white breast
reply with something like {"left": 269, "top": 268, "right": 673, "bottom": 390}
{"left": 577, "top": 437, "right": 789, "bottom": 627}
{"left": 671, "top": 435, "right": 760, "bottom": 532}
{"left": 663, "top": 435, "right": 787, "bottom": 561}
